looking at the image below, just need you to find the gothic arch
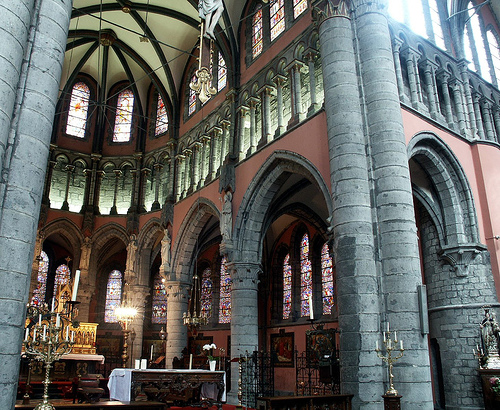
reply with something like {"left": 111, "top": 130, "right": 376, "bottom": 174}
{"left": 234, "top": 150, "right": 332, "bottom": 263}
{"left": 171, "top": 199, "right": 221, "bottom": 283}
{"left": 41, "top": 218, "right": 84, "bottom": 266}
{"left": 408, "top": 132, "right": 480, "bottom": 248}
{"left": 136, "top": 218, "right": 164, "bottom": 286}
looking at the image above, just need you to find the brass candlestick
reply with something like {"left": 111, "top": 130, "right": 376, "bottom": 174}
{"left": 23, "top": 300, "right": 77, "bottom": 410}
{"left": 375, "top": 323, "right": 404, "bottom": 396}
{"left": 115, "top": 305, "right": 137, "bottom": 368}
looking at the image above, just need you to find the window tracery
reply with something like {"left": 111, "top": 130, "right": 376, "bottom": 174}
{"left": 217, "top": 52, "right": 227, "bottom": 92}
{"left": 300, "top": 233, "right": 312, "bottom": 317}
{"left": 321, "top": 242, "right": 334, "bottom": 315}
{"left": 219, "top": 256, "right": 231, "bottom": 323}
{"left": 113, "top": 89, "right": 134, "bottom": 142}
{"left": 201, "top": 267, "right": 213, "bottom": 318}
{"left": 152, "top": 272, "right": 167, "bottom": 324}
{"left": 66, "top": 82, "right": 90, "bottom": 138}
{"left": 252, "top": 5, "right": 264, "bottom": 58}
{"left": 53, "top": 264, "right": 71, "bottom": 296}
{"left": 31, "top": 251, "right": 49, "bottom": 306}
{"left": 105, "top": 269, "right": 123, "bottom": 323}
{"left": 293, "top": 0, "right": 308, "bottom": 19}
{"left": 270, "top": 0, "right": 285, "bottom": 42}
{"left": 155, "top": 94, "right": 169, "bottom": 136}
{"left": 283, "top": 253, "right": 292, "bottom": 319}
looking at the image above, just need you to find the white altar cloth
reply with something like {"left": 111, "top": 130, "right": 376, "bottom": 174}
{"left": 108, "top": 368, "right": 226, "bottom": 402}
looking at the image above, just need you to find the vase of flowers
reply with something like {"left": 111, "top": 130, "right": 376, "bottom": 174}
{"left": 490, "top": 377, "right": 500, "bottom": 397}
{"left": 203, "top": 343, "right": 217, "bottom": 371}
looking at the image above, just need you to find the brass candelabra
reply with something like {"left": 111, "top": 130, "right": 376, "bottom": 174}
{"left": 375, "top": 323, "right": 404, "bottom": 396}
{"left": 115, "top": 305, "right": 137, "bottom": 368}
{"left": 23, "top": 300, "right": 78, "bottom": 410}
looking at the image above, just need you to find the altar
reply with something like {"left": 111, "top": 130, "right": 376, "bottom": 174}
{"left": 108, "top": 368, "right": 226, "bottom": 406}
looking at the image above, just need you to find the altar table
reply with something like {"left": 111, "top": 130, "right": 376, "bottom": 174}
{"left": 108, "top": 368, "right": 226, "bottom": 405}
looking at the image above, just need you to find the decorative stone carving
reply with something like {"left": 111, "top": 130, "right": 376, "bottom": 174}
{"left": 439, "top": 244, "right": 485, "bottom": 277}
{"left": 221, "top": 191, "right": 233, "bottom": 243}
{"left": 161, "top": 229, "right": 171, "bottom": 272}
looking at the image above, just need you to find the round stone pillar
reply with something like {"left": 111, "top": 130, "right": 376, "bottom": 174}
{"left": 165, "top": 281, "right": 189, "bottom": 368}
{"left": 352, "top": 0, "right": 433, "bottom": 407}
{"left": 227, "top": 262, "right": 259, "bottom": 405}
{"left": 316, "top": 3, "right": 382, "bottom": 407}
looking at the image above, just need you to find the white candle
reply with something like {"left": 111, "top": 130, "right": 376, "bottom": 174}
{"left": 394, "top": 331, "right": 397, "bottom": 342}
{"left": 376, "top": 340, "right": 379, "bottom": 350}
{"left": 38, "top": 314, "right": 42, "bottom": 326}
{"left": 43, "top": 325, "right": 47, "bottom": 341}
{"left": 150, "top": 345, "right": 154, "bottom": 361}
{"left": 383, "top": 332, "right": 386, "bottom": 342}
{"left": 66, "top": 326, "right": 69, "bottom": 341}
{"left": 141, "top": 359, "right": 147, "bottom": 369}
{"left": 135, "top": 359, "right": 141, "bottom": 369}
{"left": 308, "top": 295, "right": 314, "bottom": 320}
{"left": 56, "top": 313, "right": 60, "bottom": 328}
{"left": 51, "top": 298, "right": 56, "bottom": 313}
{"left": 25, "top": 327, "right": 29, "bottom": 341}
{"left": 400, "top": 340, "right": 403, "bottom": 350}
{"left": 71, "top": 331, "right": 74, "bottom": 343}
{"left": 189, "top": 354, "right": 193, "bottom": 370}
{"left": 71, "top": 269, "right": 81, "bottom": 301}
{"left": 387, "top": 322, "right": 390, "bottom": 332}
{"left": 33, "top": 328, "right": 36, "bottom": 340}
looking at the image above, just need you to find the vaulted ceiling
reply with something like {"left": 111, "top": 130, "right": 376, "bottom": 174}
{"left": 63, "top": 0, "right": 244, "bottom": 123}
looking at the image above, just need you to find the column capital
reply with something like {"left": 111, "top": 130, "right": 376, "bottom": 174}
{"left": 257, "top": 84, "right": 276, "bottom": 96}
{"left": 285, "top": 59, "right": 307, "bottom": 74}
{"left": 227, "top": 262, "right": 261, "bottom": 290}
{"left": 272, "top": 73, "right": 287, "bottom": 86}
{"left": 248, "top": 96, "right": 260, "bottom": 108}
{"left": 351, "top": 0, "right": 387, "bottom": 16}
{"left": 304, "top": 47, "right": 319, "bottom": 61}
{"left": 312, "top": 0, "right": 349, "bottom": 21}
{"left": 237, "top": 104, "right": 250, "bottom": 114}
{"left": 209, "top": 125, "right": 223, "bottom": 137}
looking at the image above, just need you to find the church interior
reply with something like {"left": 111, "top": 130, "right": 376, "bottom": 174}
{"left": 2, "top": 0, "right": 500, "bottom": 409}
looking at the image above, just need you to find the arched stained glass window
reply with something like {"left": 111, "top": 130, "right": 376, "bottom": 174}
{"left": 293, "top": 0, "right": 308, "bottom": 19}
{"left": 105, "top": 270, "right": 123, "bottom": 323}
{"left": 464, "top": 1, "right": 491, "bottom": 83}
{"left": 152, "top": 273, "right": 167, "bottom": 324}
{"left": 270, "top": 0, "right": 285, "bottom": 42}
{"left": 252, "top": 5, "right": 264, "bottom": 58}
{"left": 53, "top": 264, "right": 71, "bottom": 297}
{"left": 113, "top": 89, "right": 134, "bottom": 142}
{"left": 219, "top": 256, "right": 231, "bottom": 323}
{"left": 66, "top": 82, "right": 90, "bottom": 138}
{"left": 31, "top": 251, "right": 49, "bottom": 306}
{"left": 283, "top": 254, "right": 292, "bottom": 319}
{"left": 321, "top": 243, "right": 334, "bottom": 315}
{"left": 300, "top": 233, "right": 312, "bottom": 317}
{"left": 189, "top": 74, "right": 197, "bottom": 116}
{"left": 201, "top": 267, "right": 213, "bottom": 318}
{"left": 487, "top": 30, "right": 500, "bottom": 84}
{"left": 155, "top": 94, "right": 169, "bottom": 136}
{"left": 217, "top": 52, "right": 227, "bottom": 92}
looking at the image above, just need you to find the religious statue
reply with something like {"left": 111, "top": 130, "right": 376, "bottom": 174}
{"left": 198, "top": 0, "right": 224, "bottom": 39}
{"left": 221, "top": 191, "right": 232, "bottom": 242}
{"left": 126, "top": 234, "right": 138, "bottom": 275}
{"left": 161, "top": 229, "right": 171, "bottom": 269}
{"left": 479, "top": 307, "right": 500, "bottom": 368}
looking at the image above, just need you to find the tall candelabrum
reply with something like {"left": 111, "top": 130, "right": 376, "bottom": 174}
{"left": 375, "top": 323, "right": 404, "bottom": 396}
{"left": 23, "top": 300, "right": 79, "bottom": 410}
{"left": 115, "top": 305, "right": 137, "bottom": 368}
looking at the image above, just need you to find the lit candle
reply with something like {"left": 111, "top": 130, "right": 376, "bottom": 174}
{"left": 189, "top": 354, "right": 193, "bottom": 370}
{"left": 56, "top": 313, "right": 60, "bottom": 328}
{"left": 71, "top": 269, "right": 80, "bottom": 301}
{"left": 43, "top": 325, "right": 47, "bottom": 341}
{"left": 394, "top": 331, "right": 397, "bottom": 342}
{"left": 400, "top": 340, "right": 403, "bottom": 350}
{"left": 38, "top": 314, "right": 42, "bottom": 326}
{"left": 51, "top": 298, "right": 56, "bottom": 313}
{"left": 308, "top": 295, "right": 314, "bottom": 320}
{"left": 25, "top": 327, "right": 29, "bottom": 341}
{"left": 150, "top": 344, "right": 154, "bottom": 361}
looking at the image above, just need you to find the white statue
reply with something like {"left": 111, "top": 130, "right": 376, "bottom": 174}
{"left": 126, "top": 234, "right": 138, "bottom": 274}
{"left": 161, "top": 229, "right": 171, "bottom": 269}
{"left": 198, "top": 0, "right": 224, "bottom": 39}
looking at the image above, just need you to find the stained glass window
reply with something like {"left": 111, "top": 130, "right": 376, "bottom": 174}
{"left": 189, "top": 74, "right": 197, "bottom": 116}
{"left": 283, "top": 254, "right": 292, "bottom": 319}
{"left": 201, "top": 268, "right": 213, "bottom": 318}
{"left": 113, "top": 89, "right": 134, "bottom": 142}
{"left": 428, "top": 0, "right": 445, "bottom": 50}
{"left": 53, "top": 264, "right": 71, "bottom": 297}
{"left": 217, "top": 52, "right": 227, "bottom": 92}
{"left": 270, "top": 0, "right": 285, "bottom": 42}
{"left": 155, "top": 94, "right": 168, "bottom": 136}
{"left": 105, "top": 270, "right": 123, "bottom": 323}
{"left": 152, "top": 273, "right": 167, "bottom": 324}
{"left": 66, "top": 82, "right": 90, "bottom": 138}
{"left": 219, "top": 256, "right": 231, "bottom": 323}
{"left": 31, "top": 251, "right": 49, "bottom": 306}
{"left": 252, "top": 5, "right": 263, "bottom": 58}
{"left": 321, "top": 243, "right": 334, "bottom": 315}
{"left": 466, "top": 2, "right": 491, "bottom": 83}
{"left": 487, "top": 30, "right": 500, "bottom": 85}
{"left": 293, "top": 0, "right": 307, "bottom": 19}
{"left": 300, "top": 233, "right": 312, "bottom": 317}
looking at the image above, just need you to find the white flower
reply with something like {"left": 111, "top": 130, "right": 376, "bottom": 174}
{"left": 203, "top": 344, "right": 211, "bottom": 351}
{"left": 210, "top": 343, "right": 217, "bottom": 349}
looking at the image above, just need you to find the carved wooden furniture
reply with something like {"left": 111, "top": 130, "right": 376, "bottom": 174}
{"left": 73, "top": 373, "right": 105, "bottom": 403}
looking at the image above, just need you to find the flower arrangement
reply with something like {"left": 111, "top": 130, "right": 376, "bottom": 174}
{"left": 203, "top": 343, "right": 217, "bottom": 361}
{"left": 490, "top": 377, "right": 500, "bottom": 395}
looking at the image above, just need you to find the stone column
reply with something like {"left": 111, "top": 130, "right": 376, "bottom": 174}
{"left": 458, "top": 60, "right": 477, "bottom": 136}
{"left": 419, "top": 59, "right": 439, "bottom": 118}
{"left": 42, "top": 160, "right": 56, "bottom": 206}
{"left": 226, "top": 262, "right": 260, "bottom": 404}
{"left": 175, "top": 155, "right": 184, "bottom": 201}
{"left": 436, "top": 69, "right": 454, "bottom": 127}
{"left": 151, "top": 163, "right": 163, "bottom": 211}
{"left": 165, "top": 281, "right": 190, "bottom": 368}
{"left": 209, "top": 126, "right": 222, "bottom": 178}
{"left": 472, "top": 92, "right": 486, "bottom": 140}
{"left": 75, "top": 237, "right": 93, "bottom": 322}
{"left": 61, "top": 164, "right": 75, "bottom": 211}
{"left": 182, "top": 149, "right": 192, "bottom": 196}
{"left": 191, "top": 142, "right": 202, "bottom": 191}
{"left": 286, "top": 60, "right": 307, "bottom": 128}
{"left": 305, "top": 48, "right": 321, "bottom": 116}
{"left": 449, "top": 78, "right": 467, "bottom": 135}
{"left": 138, "top": 168, "right": 150, "bottom": 213}
{"left": 258, "top": 85, "right": 275, "bottom": 145}
{"left": 108, "top": 170, "right": 120, "bottom": 215}
{"left": 401, "top": 46, "right": 422, "bottom": 109}
{"left": 237, "top": 105, "right": 249, "bottom": 160}
{"left": 353, "top": 0, "right": 433, "bottom": 407}
{"left": 273, "top": 74, "right": 287, "bottom": 137}
{"left": 391, "top": 37, "right": 406, "bottom": 102}
{"left": 492, "top": 105, "right": 500, "bottom": 142}
{"left": 0, "top": 0, "right": 72, "bottom": 407}
{"left": 248, "top": 97, "right": 259, "bottom": 155}
{"left": 166, "top": 141, "right": 176, "bottom": 201}
{"left": 128, "top": 284, "right": 150, "bottom": 366}
{"left": 480, "top": 98, "right": 495, "bottom": 142}
{"left": 316, "top": 3, "right": 381, "bottom": 406}
{"left": 220, "top": 120, "right": 230, "bottom": 166}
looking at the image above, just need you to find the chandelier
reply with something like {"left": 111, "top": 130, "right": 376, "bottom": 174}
{"left": 183, "top": 271, "right": 208, "bottom": 331}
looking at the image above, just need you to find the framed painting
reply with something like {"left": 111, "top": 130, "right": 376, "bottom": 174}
{"left": 270, "top": 332, "right": 294, "bottom": 367}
